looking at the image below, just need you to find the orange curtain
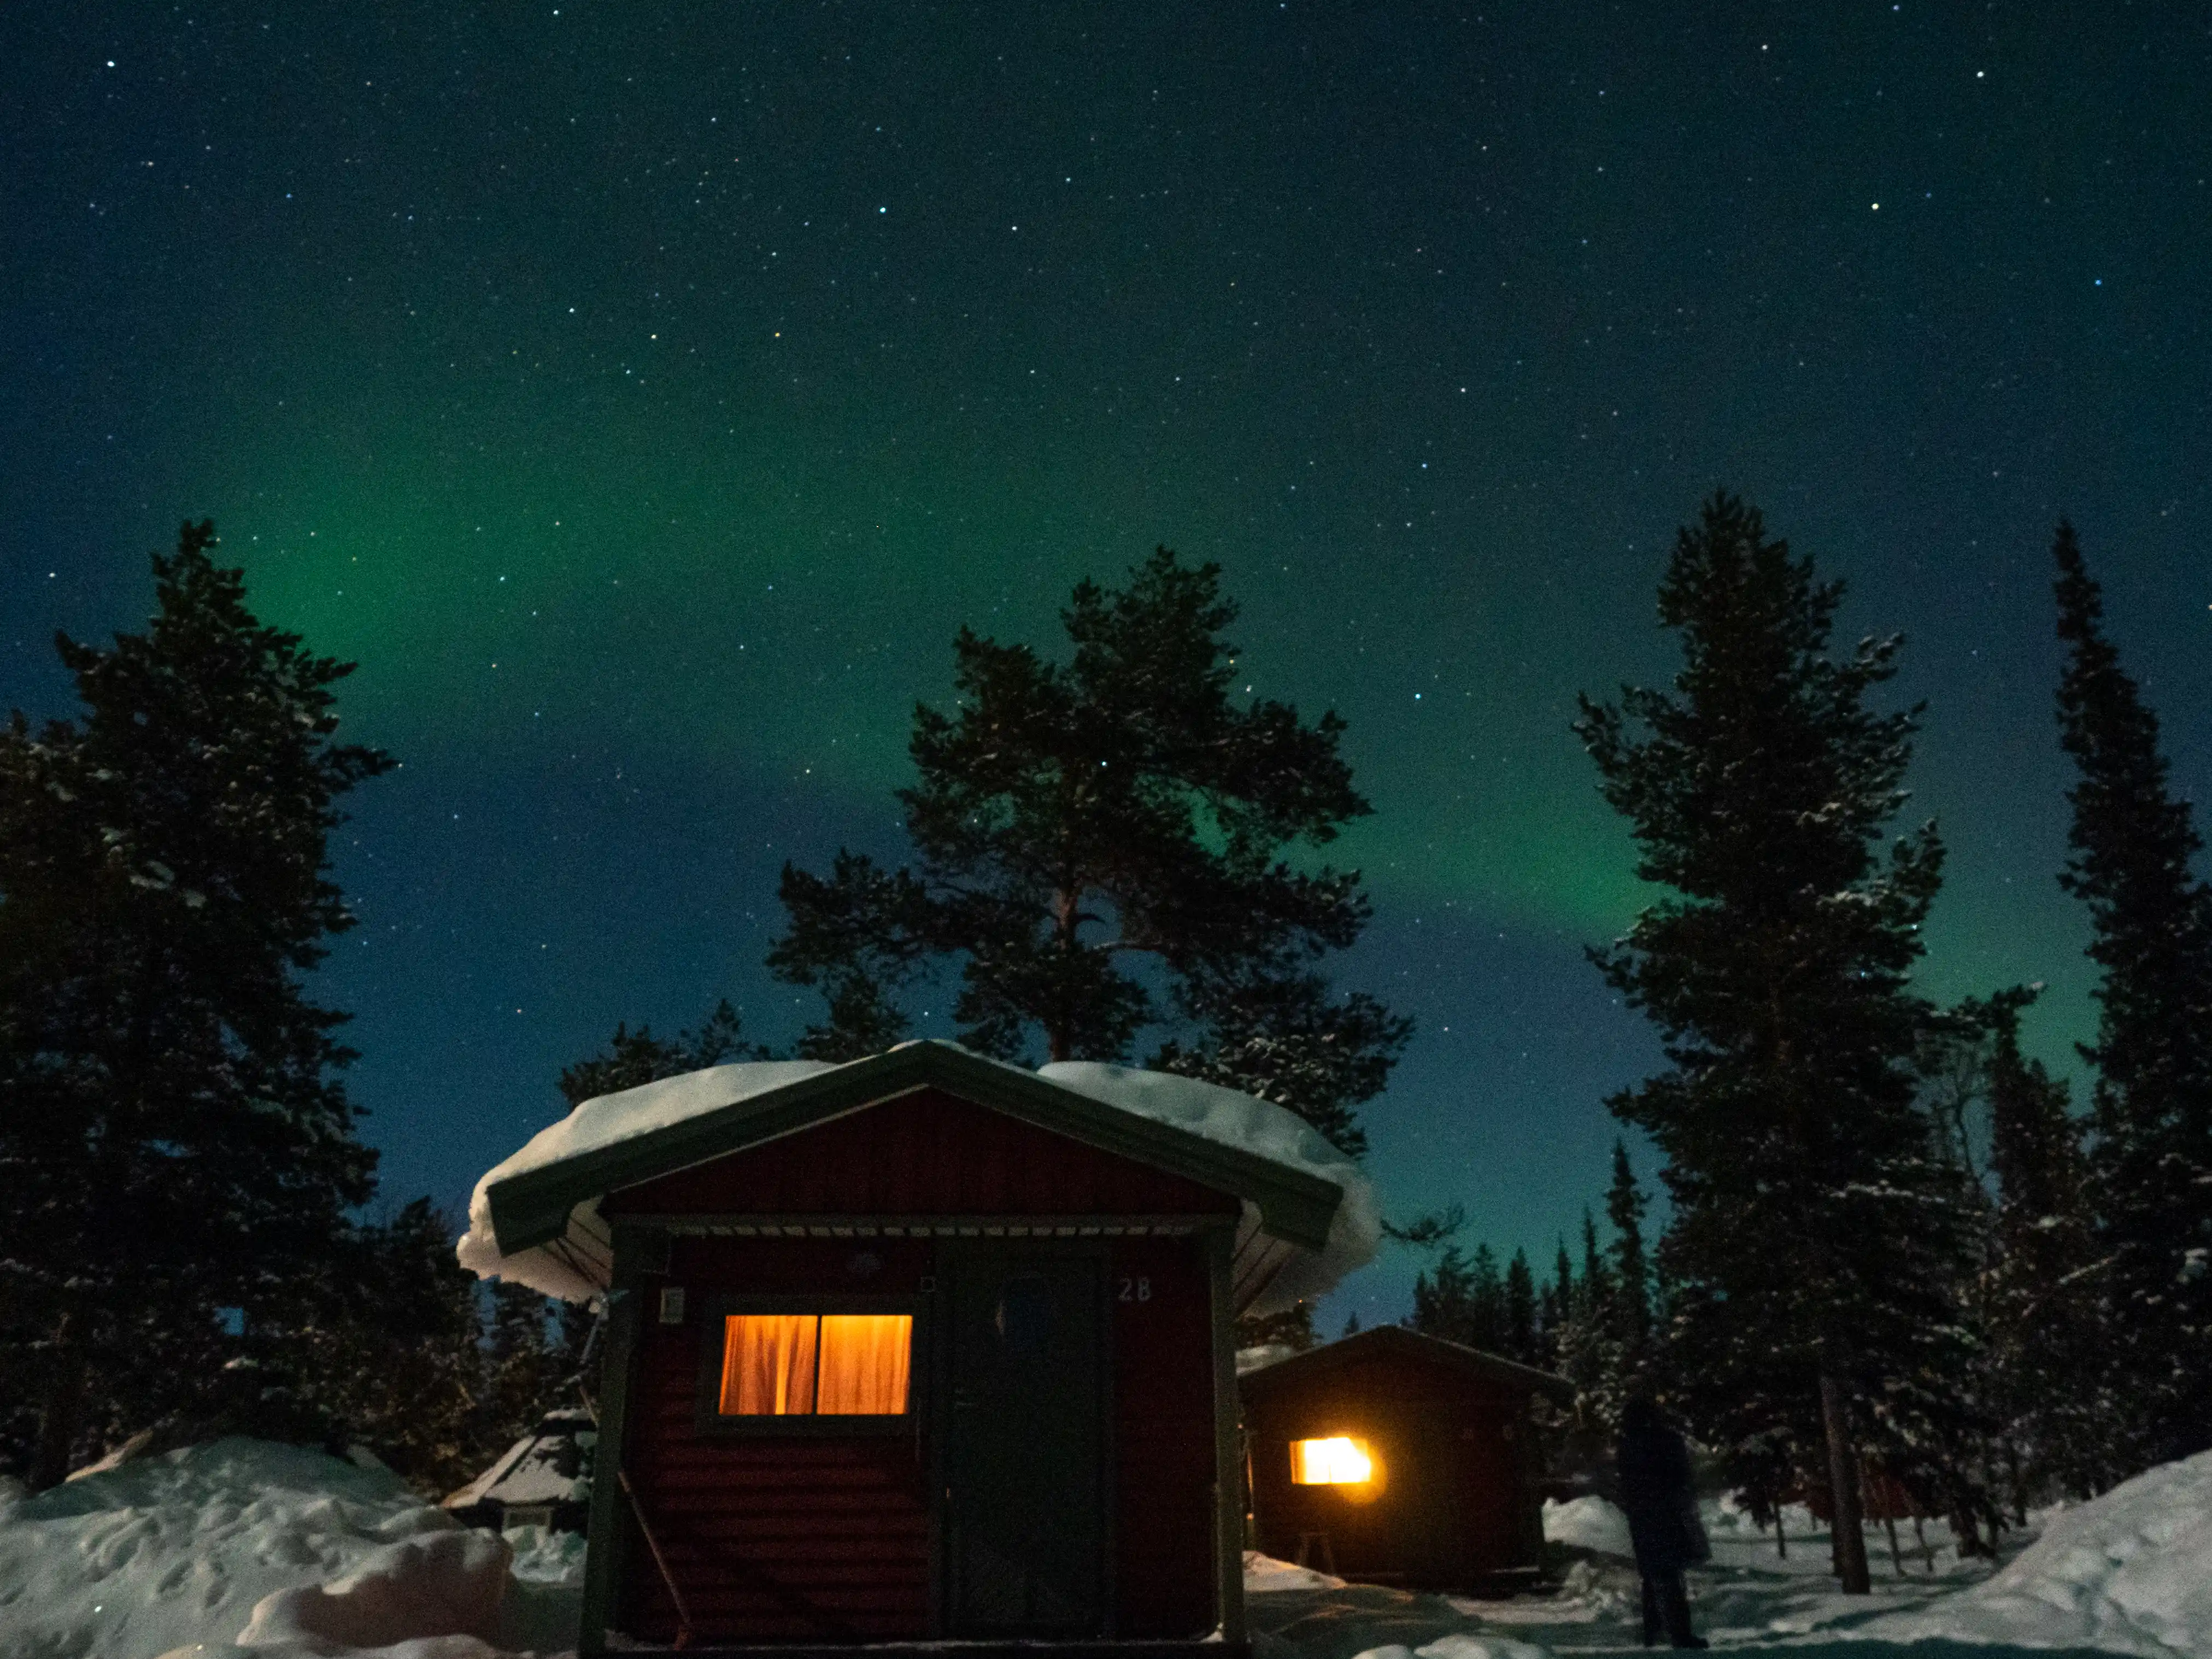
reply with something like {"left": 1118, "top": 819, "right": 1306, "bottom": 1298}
{"left": 720, "top": 1314, "right": 819, "bottom": 1415}
{"left": 816, "top": 1314, "right": 913, "bottom": 1414}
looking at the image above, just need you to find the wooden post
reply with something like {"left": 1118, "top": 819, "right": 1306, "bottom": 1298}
{"left": 1206, "top": 1225, "right": 1247, "bottom": 1649}
{"left": 578, "top": 1234, "right": 647, "bottom": 1658}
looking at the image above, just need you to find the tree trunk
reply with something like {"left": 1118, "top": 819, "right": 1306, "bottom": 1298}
{"left": 29, "top": 1312, "right": 85, "bottom": 1493}
{"left": 1048, "top": 883, "right": 1076, "bottom": 1062}
{"left": 1820, "top": 1371, "right": 1871, "bottom": 1593}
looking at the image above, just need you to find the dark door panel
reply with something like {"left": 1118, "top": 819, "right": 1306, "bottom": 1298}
{"left": 942, "top": 1250, "right": 1108, "bottom": 1637}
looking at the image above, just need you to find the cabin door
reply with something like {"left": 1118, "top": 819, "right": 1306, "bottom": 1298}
{"left": 941, "top": 1248, "right": 1108, "bottom": 1637}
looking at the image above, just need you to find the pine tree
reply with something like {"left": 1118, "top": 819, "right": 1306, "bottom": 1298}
{"left": 1977, "top": 990, "right": 2105, "bottom": 1505}
{"left": 1503, "top": 1248, "right": 1539, "bottom": 1365}
{"left": 1235, "top": 1303, "right": 1318, "bottom": 1355}
{"left": 1538, "top": 1242, "right": 1571, "bottom": 1365}
{"left": 1579, "top": 1210, "right": 1611, "bottom": 1310}
{"left": 558, "top": 999, "right": 766, "bottom": 1109}
{"left": 2050, "top": 523, "right": 2212, "bottom": 1470}
{"left": 1576, "top": 493, "right": 1978, "bottom": 1592}
{"left": 1605, "top": 1141, "right": 1652, "bottom": 1364}
{"left": 0, "top": 522, "right": 390, "bottom": 1489}
{"left": 267, "top": 1200, "right": 490, "bottom": 1496}
{"left": 1410, "top": 1242, "right": 1509, "bottom": 1352}
{"left": 768, "top": 548, "right": 1408, "bottom": 1153}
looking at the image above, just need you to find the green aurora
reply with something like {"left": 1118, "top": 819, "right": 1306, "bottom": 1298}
{"left": 7, "top": 0, "right": 2202, "bottom": 1314}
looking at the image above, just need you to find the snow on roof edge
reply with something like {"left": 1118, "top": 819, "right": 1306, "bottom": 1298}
{"left": 1036, "top": 1059, "right": 1381, "bottom": 1309}
{"left": 455, "top": 1045, "right": 1380, "bottom": 1309}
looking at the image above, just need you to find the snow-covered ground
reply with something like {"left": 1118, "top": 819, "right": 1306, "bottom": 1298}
{"left": 3, "top": 1435, "right": 2204, "bottom": 1659}
{"left": 1249, "top": 1449, "right": 2212, "bottom": 1659}
{"left": 1855, "top": 1450, "right": 2212, "bottom": 1657}
{"left": 0, "top": 1439, "right": 584, "bottom": 1659}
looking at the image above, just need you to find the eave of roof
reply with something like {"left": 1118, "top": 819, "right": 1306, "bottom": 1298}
{"left": 485, "top": 1040, "right": 1345, "bottom": 1257}
{"left": 1239, "top": 1322, "right": 1576, "bottom": 1402}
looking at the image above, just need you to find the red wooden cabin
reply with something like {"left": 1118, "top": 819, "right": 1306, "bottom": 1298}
{"left": 1240, "top": 1327, "right": 1570, "bottom": 1594}
{"left": 463, "top": 1041, "right": 1365, "bottom": 1659}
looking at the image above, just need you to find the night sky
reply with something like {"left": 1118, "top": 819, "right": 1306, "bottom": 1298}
{"left": 4, "top": 4, "right": 2207, "bottom": 1322}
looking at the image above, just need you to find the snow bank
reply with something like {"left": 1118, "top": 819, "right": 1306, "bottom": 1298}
{"left": 1857, "top": 1447, "right": 2212, "bottom": 1657}
{"left": 1247, "top": 1550, "right": 1348, "bottom": 1592}
{"left": 1542, "top": 1493, "right": 1634, "bottom": 1558}
{"left": 460, "top": 1047, "right": 1378, "bottom": 1309}
{"left": 0, "top": 1438, "right": 501, "bottom": 1659}
{"left": 501, "top": 1525, "right": 586, "bottom": 1588}
{"left": 0, "top": 1437, "right": 578, "bottom": 1659}
{"left": 225, "top": 1527, "right": 508, "bottom": 1655}
{"left": 1349, "top": 1637, "right": 1551, "bottom": 1659}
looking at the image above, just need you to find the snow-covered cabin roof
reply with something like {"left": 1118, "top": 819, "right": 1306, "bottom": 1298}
{"left": 1239, "top": 1323, "right": 1575, "bottom": 1402}
{"left": 456, "top": 1039, "right": 1379, "bottom": 1316}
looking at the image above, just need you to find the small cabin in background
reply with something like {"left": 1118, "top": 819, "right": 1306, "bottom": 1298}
{"left": 444, "top": 1408, "right": 595, "bottom": 1534}
{"left": 460, "top": 1041, "right": 1375, "bottom": 1658}
{"left": 1240, "top": 1326, "right": 1571, "bottom": 1594}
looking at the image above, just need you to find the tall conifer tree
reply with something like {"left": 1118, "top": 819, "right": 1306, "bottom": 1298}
{"left": 1605, "top": 1140, "right": 1652, "bottom": 1364}
{"left": 1503, "top": 1248, "right": 1539, "bottom": 1365}
{"left": 1977, "top": 989, "right": 2103, "bottom": 1504}
{"left": 1577, "top": 493, "right": 1974, "bottom": 1591}
{"left": 2051, "top": 523, "right": 2212, "bottom": 1469}
{"left": 770, "top": 548, "right": 1407, "bottom": 1154}
{"left": 0, "top": 523, "right": 389, "bottom": 1486}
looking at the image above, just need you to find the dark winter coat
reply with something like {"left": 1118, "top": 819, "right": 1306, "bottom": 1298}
{"left": 1617, "top": 1416, "right": 1710, "bottom": 1572}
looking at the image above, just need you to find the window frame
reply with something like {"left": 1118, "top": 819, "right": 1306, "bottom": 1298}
{"left": 693, "top": 1292, "right": 929, "bottom": 1438}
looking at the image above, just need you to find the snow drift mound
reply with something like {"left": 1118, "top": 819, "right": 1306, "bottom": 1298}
{"left": 1542, "top": 1493, "right": 1634, "bottom": 1558}
{"left": 1859, "top": 1447, "right": 2212, "bottom": 1657}
{"left": 0, "top": 1437, "right": 549, "bottom": 1659}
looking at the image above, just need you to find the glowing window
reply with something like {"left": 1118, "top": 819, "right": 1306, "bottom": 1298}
{"left": 718, "top": 1313, "right": 913, "bottom": 1417}
{"left": 1290, "top": 1436, "right": 1374, "bottom": 1485}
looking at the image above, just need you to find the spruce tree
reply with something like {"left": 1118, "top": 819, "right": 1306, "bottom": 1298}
{"left": 2051, "top": 523, "right": 2212, "bottom": 1469}
{"left": 1410, "top": 1242, "right": 1510, "bottom": 1352}
{"left": 1552, "top": 1230, "right": 1620, "bottom": 1431}
{"left": 1576, "top": 493, "right": 1975, "bottom": 1591}
{"left": 1539, "top": 1242, "right": 1572, "bottom": 1364}
{"left": 1605, "top": 1141, "right": 1652, "bottom": 1364}
{"left": 271, "top": 1200, "right": 489, "bottom": 1496}
{"left": 0, "top": 523, "right": 390, "bottom": 1487}
{"left": 1503, "top": 1248, "right": 1539, "bottom": 1365}
{"left": 1978, "top": 990, "right": 2104, "bottom": 1505}
{"left": 769, "top": 548, "right": 1408, "bottom": 1154}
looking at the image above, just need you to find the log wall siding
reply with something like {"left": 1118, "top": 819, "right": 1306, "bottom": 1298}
{"left": 602, "top": 1086, "right": 1243, "bottom": 1221}
{"left": 602, "top": 1093, "right": 1235, "bottom": 1645}
{"left": 619, "top": 1239, "right": 935, "bottom": 1645}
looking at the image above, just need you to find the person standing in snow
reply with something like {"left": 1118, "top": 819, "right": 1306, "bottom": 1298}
{"left": 1617, "top": 1394, "right": 1710, "bottom": 1649}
